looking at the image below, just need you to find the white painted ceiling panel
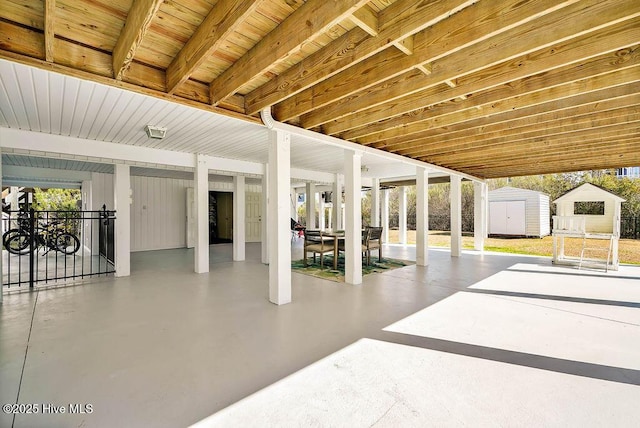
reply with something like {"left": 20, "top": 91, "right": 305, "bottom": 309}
{"left": 0, "top": 59, "right": 428, "bottom": 181}
{"left": 33, "top": 69, "right": 51, "bottom": 133}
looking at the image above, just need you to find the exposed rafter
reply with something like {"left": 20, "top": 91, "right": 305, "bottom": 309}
{"left": 112, "top": 0, "right": 164, "bottom": 81}
{"left": 44, "top": 0, "right": 55, "bottom": 62}
{"left": 165, "top": 0, "right": 262, "bottom": 94}
{"left": 209, "top": 0, "right": 371, "bottom": 106}
{"left": 0, "top": 0, "right": 637, "bottom": 179}
{"left": 281, "top": 0, "right": 585, "bottom": 124}
{"left": 326, "top": 21, "right": 640, "bottom": 137}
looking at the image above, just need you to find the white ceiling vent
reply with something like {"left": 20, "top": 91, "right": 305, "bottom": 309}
{"left": 144, "top": 125, "right": 167, "bottom": 139}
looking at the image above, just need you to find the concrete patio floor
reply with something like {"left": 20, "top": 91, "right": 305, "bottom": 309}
{"left": 1, "top": 242, "right": 639, "bottom": 427}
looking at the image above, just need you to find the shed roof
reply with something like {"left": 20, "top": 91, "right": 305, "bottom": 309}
{"left": 553, "top": 183, "right": 626, "bottom": 203}
{"left": 489, "top": 186, "right": 549, "bottom": 197}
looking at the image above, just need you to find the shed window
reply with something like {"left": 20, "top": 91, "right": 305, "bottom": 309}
{"left": 574, "top": 201, "right": 605, "bottom": 215}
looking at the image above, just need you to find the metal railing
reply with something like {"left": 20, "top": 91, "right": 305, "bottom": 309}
{"left": 2, "top": 207, "right": 116, "bottom": 289}
{"left": 621, "top": 216, "right": 640, "bottom": 239}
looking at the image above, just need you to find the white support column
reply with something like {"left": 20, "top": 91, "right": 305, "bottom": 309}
{"left": 399, "top": 186, "right": 407, "bottom": 244}
{"left": 450, "top": 175, "right": 462, "bottom": 257}
{"left": 319, "top": 193, "right": 325, "bottom": 230}
{"left": 114, "top": 164, "right": 131, "bottom": 277}
{"left": 290, "top": 187, "right": 297, "bottom": 220}
{"left": 268, "top": 129, "right": 292, "bottom": 305}
{"left": 371, "top": 178, "right": 380, "bottom": 227}
{"left": 0, "top": 151, "right": 3, "bottom": 303}
{"left": 10, "top": 186, "right": 19, "bottom": 210}
{"left": 344, "top": 150, "right": 363, "bottom": 285}
{"left": 416, "top": 167, "right": 429, "bottom": 266}
{"left": 382, "top": 188, "right": 389, "bottom": 243}
{"left": 306, "top": 182, "right": 316, "bottom": 229}
{"left": 474, "top": 181, "right": 488, "bottom": 251}
{"left": 332, "top": 173, "right": 343, "bottom": 230}
{"left": 328, "top": 206, "right": 333, "bottom": 229}
{"left": 233, "top": 175, "right": 246, "bottom": 261}
{"left": 261, "top": 167, "right": 269, "bottom": 265}
{"left": 194, "top": 154, "right": 209, "bottom": 273}
{"left": 81, "top": 180, "right": 93, "bottom": 252}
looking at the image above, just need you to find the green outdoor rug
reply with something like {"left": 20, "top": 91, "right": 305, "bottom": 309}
{"left": 291, "top": 255, "right": 413, "bottom": 282}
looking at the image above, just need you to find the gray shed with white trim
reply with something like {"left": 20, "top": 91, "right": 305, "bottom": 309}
{"left": 488, "top": 187, "right": 550, "bottom": 237}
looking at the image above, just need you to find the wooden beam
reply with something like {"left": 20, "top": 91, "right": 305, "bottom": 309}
{"left": 462, "top": 147, "right": 640, "bottom": 179}
{"left": 372, "top": 86, "right": 640, "bottom": 150}
{"left": 244, "top": 0, "right": 474, "bottom": 115}
{"left": 349, "top": 5, "right": 378, "bottom": 37}
{"left": 368, "top": 84, "right": 640, "bottom": 150}
{"left": 281, "top": 0, "right": 586, "bottom": 123}
{"left": 165, "top": 0, "right": 261, "bottom": 94}
{"left": 433, "top": 138, "right": 640, "bottom": 169}
{"left": 355, "top": 44, "right": 640, "bottom": 147}
{"left": 357, "top": 66, "right": 640, "bottom": 146}
{"left": 326, "top": 20, "right": 640, "bottom": 136}
{"left": 112, "top": 0, "right": 164, "bottom": 81}
{"left": 393, "top": 35, "right": 414, "bottom": 55}
{"left": 417, "top": 120, "right": 640, "bottom": 162}
{"left": 44, "top": 0, "right": 55, "bottom": 62}
{"left": 397, "top": 104, "right": 640, "bottom": 156}
{"left": 209, "top": 0, "right": 370, "bottom": 106}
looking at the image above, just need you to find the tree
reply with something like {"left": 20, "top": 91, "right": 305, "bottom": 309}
{"left": 32, "top": 188, "right": 81, "bottom": 234}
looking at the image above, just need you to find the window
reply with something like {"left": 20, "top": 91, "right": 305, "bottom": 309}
{"left": 574, "top": 201, "right": 605, "bottom": 215}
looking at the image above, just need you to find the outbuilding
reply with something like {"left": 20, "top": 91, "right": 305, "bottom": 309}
{"left": 488, "top": 186, "right": 550, "bottom": 238}
{"left": 552, "top": 183, "right": 625, "bottom": 271}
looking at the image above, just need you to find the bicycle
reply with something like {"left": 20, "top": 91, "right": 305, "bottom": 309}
{"left": 4, "top": 219, "right": 80, "bottom": 256}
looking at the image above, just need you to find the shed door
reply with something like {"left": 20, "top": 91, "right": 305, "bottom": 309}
{"left": 505, "top": 201, "right": 526, "bottom": 235}
{"left": 490, "top": 201, "right": 526, "bottom": 235}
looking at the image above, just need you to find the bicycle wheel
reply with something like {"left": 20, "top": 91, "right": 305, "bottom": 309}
{"left": 54, "top": 233, "right": 80, "bottom": 255}
{"left": 3, "top": 228, "right": 24, "bottom": 248}
{"left": 6, "top": 232, "right": 31, "bottom": 255}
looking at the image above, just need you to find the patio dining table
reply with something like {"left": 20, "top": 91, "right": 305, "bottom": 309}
{"left": 322, "top": 229, "right": 345, "bottom": 270}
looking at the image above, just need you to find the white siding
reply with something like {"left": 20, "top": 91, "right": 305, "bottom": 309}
{"left": 89, "top": 174, "right": 263, "bottom": 252}
{"left": 131, "top": 176, "right": 192, "bottom": 252}
{"left": 90, "top": 172, "right": 114, "bottom": 210}
{"left": 488, "top": 187, "right": 550, "bottom": 237}
{"left": 555, "top": 186, "right": 618, "bottom": 234}
{"left": 131, "top": 178, "right": 262, "bottom": 252}
{"left": 539, "top": 195, "right": 551, "bottom": 236}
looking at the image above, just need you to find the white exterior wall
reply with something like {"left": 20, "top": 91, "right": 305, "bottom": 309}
{"left": 539, "top": 194, "right": 551, "bottom": 236}
{"left": 556, "top": 188, "right": 618, "bottom": 234}
{"left": 91, "top": 172, "right": 114, "bottom": 211}
{"left": 131, "top": 176, "right": 191, "bottom": 251}
{"left": 91, "top": 173, "right": 262, "bottom": 252}
{"left": 488, "top": 187, "right": 550, "bottom": 237}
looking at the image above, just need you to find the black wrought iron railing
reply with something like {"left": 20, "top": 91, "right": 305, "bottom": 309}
{"left": 2, "top": 207, "right": 116, "bottom": 289}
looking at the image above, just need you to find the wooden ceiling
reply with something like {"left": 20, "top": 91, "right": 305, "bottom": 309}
{"left": 0, "top": 0, "right": 638, "bottom": 179}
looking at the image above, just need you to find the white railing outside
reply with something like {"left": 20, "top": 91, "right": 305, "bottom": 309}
{"left": 552, "top": 215, "right": 586, "bottom": 234}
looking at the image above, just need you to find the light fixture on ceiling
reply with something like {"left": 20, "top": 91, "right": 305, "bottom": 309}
{"left": 361, "top": 165, "right": 369, "bottom": 172}
{"left": 144, "top": 125, "right": 167, "bottom": 139}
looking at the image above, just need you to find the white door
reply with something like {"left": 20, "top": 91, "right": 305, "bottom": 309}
{"left": 186, "top": 187, "right": 195, "bottom": 248}
{"left": 489, "top": 201, "right": 508, "bottom": 235}
{"left": 490, "top": 201, "right": 526, "bottom": 235}
{"left": 505, "top": 201, "right": 526, "bottom": 235}
{"left": 245, "top": 192, "right": 261, "bottom": 242}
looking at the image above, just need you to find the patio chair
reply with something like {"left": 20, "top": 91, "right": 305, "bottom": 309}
{"left": 337, "top": 228, "right": 370, "bottom": 265}
{"left": 303, "top": 229, "right": 334, "bottom": 268}
{"left": 365, "top": 226, "right": 383, "bottom": 265}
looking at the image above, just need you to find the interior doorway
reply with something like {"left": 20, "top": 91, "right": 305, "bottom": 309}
{"left": 209, "top": 191, "right": 233, "bottom": 244}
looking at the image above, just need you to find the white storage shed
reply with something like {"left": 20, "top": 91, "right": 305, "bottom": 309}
{"left": 488, "top": 187, "right": 550, "bottom": 237}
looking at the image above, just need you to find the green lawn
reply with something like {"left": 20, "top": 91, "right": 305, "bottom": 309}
{"left": 387, "top": 230, "right": 640, "bottom": 265}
